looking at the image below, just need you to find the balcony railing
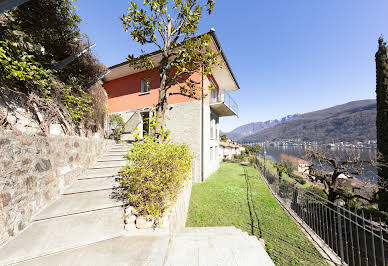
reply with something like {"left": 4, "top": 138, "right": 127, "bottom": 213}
{"left": 210, "top": 92, "right": 239, "bottom": 116}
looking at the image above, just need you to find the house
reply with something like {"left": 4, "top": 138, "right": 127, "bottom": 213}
{"left": 219, "top": 140, "right": 245, "bottom": 160}
{"left": 279, "top": 154, "right": 310, "bottom": 174}
{"left": 102, "top": 30, "right": 240, "bottom": 183}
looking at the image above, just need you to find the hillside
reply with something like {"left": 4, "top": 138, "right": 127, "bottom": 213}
{"left": 223, "top": 114, "right": 299, "bottom": 141}
{"left": 241, "top": 100, "right": 376, "bottom": 144}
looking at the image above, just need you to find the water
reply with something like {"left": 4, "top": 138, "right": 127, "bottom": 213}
{"left": 259, "top": 144, "right": 378, "bottom": 183}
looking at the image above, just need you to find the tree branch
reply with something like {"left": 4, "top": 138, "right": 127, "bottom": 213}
{"left": 168, "top": 92, "right": 199, "bottom": 100}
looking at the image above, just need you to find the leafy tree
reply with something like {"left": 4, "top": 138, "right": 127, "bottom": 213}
{"left": 121, "top": 0, "right": 219, "bottom": 142}
{"left": 375, "top": 37, "right": 388, "bottom": 211}
{"left": 220, "top": 134, "right": 228, "bottom": 141}
{"left": 109, "top": 114, "right": 125, "bottom": 141}
{"left": 243, "top": 144, "right": 261, "bottom": 155}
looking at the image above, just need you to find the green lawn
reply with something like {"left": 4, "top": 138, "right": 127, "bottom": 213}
{"left": 186, "top": 162, "right": 327, "bottom": 266}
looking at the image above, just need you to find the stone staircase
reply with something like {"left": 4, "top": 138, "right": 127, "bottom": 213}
{"left": 0, "top": 143, "right": 129, "bottom": 265}
{"left": 0, "top": 143, "right": 274, "bottom": 266}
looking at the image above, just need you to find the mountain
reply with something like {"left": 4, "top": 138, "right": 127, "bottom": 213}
{"left": 240, "top": 99, "right": 376, "bottom": 144}
{"left": 222, "top": 114, "right": 299, "bottom": 141}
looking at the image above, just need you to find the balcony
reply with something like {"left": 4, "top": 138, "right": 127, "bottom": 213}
{"left": 209, "top": 92, "right": 238, "bottom": 117}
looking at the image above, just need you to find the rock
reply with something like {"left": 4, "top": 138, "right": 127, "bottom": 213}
{"left": 49, "top": 124, "right": 63, "bottom": 136}
{"left": 124, "top": 222, "right": 136, "bottom": 231}
{"left": 125, "top": 206, "right": 137, "bottom": 216}
{"left": 136, "top": 216, "right": 154, "bottom": 229}
{"left": 259, "top": 238, "right": 266, "bottom": 247}
{"left": 124, "top": 215, "right": 136, "bottom": 224}
{"left": 35, "top": 159, "right": 52, "bottom": 172}
{"left": 0, "top": 193, "right": 11, "bottom": 208}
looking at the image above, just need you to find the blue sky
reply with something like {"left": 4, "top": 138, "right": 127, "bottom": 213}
{"left": 76, "top": 0, "right": 388, "bottom": 131}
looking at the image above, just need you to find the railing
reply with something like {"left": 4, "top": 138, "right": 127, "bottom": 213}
{"left": 293, "top": 187, "right": 388, "bottom": 266}
{"left": 254, "top": 154, "right": 388, "bottom": 266}
{"left": 210, "top": 92, "right": 239, "bottom": 116}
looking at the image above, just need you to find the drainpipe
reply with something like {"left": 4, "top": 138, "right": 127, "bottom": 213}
{"left": 201, "top": 66, "right": 204, "bottom": 182}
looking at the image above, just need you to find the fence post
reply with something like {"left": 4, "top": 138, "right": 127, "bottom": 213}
{"left": 380, "top": 218, "right": 386, "bottom": 266}
{"left": 337, "top": 206, "right": 344, "bottom": 264}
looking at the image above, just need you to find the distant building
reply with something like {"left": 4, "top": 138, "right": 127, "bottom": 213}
{"left": 279, "top": 154, "right": 310, "bottom": 174}
{"left": 219, "top": 140, "right": 245, "bottom": 160}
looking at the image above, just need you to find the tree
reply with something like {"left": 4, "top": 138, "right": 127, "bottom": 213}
{"left": 121, "top": 0, "right": 219, "bottom": 142}
{"left": 305, "top": 148, "right": 378, "bottom": 203}
{"left": 220, "top": 134, "right": 228, "bottom": 142}
{"left": 375, "top": 37, "right": 388, "bottom": 211}
{"left": 243, "top": 144, "right": 261, "bottom": 155}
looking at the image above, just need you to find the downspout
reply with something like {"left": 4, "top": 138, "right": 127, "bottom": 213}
{"left": 201, "top": 66, "right": 204, "bottom": 182}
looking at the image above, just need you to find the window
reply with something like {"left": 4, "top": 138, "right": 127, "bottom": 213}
{"left": 209, "top": 79, "right": 218, "bottom": 103}
{"left": 141, "top": 78, "right": 151, "bottom": 93}
{"left": 210, "top": 146, "right": 214, "bottom": 161}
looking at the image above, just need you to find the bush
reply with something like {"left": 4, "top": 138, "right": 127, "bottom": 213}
{"left": 290, "top": 173, "right": 306, "bottom": 185}
{"left": 265, "top": 171, "right": 277, "bottom": 184}
{"left": 120, "top": 136, "right": 192, "bottom": 221}
{"left": 305, "top": 186, "right": 327, "bottom": 200}
{"left": 279, "top": 181, "right": 293, "bottom": 199}
{"left": 109, "top": 114, "right": 125, "bottom": 141}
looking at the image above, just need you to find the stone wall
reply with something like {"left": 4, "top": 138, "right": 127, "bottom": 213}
{"left": 0, "top": 131, "right": 114, "bottom": 246}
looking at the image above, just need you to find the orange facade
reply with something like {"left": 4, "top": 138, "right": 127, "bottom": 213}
{"left": 103, "top": 68, "right": 219, "bottom": 113}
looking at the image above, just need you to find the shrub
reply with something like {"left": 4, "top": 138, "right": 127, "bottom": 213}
{"left": 305, "top": 186, "right": 327, "bottom": 200}
{"left": 109, "top": 114, "right": 125, "bottom": 141}
{"left": 265, "top": 171, "right": 277, "bottom": 184}
{"left": 120, "top": 136, "right": 192, "bottom": 221}
{"left": 279, "top": 181, "right": 293, "bottom": 199}
{"left": 290, "top": 173, "right": 306, "bottom": 185}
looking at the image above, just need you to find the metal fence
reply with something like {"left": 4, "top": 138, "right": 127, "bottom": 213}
{"left": 254, "top": 155, "right": 388, "bottom": 266}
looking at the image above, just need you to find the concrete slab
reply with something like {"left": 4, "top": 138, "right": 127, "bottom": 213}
{"left": 0, "top": 207, "right": 125, "bottom": 265}
{"left": 63, "top": 176, "right": 120, "bottom": 194}
{"left": 16, "top": 235, "right": 169, "bottom": 266}
{"left": 82, "top": 167, "right": 121, "bottom": 178}
{"left": 102, "top": 151, "right": 128, "bottom": 156}
{"left": 91, "top": 160, "right": 127, "bottom": 169}
{"left": 34, "top": 190, "right": 122, "bottom": 220}
{"left": 97, "top": 155, "right": 126, "bottom": 162}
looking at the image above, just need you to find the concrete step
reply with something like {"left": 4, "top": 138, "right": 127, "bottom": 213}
{"left": 183, "top": 227, "right": 242, "bottom": 235}
{"left": 102, "top": 151, "right": 128, "bottom": 156}
{"left": 82, "top": 167, "right": 121, "bottom": 179}
{"left": 0, "top": 207, "right": 125, "bottom": 266}
{"left": 165, "top": 243, "right": 274, "bottom": 266}
{"left": 90, "top": 160, "right": 127, "bottom": 169}
{"left": 33, "top": 189, "right": 122, "bottom": 221}
{"left": 172, "top": 234, "right": 261, "bottom": 249}
{"left": 63, "top": 176, "right": 120, "bottom": 194}
{"left": 97, "top": 155, "right": 126, "bottom": 162}
{"left": 108, "top": 147, "right": 131, "bottom": 152}
{"left": 15, "top": 235, "right": 169, "bottom": 266}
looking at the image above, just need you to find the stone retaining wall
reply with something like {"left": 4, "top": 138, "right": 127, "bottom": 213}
{"left": 0, "top": 131, "right": 114, "bottom": 246}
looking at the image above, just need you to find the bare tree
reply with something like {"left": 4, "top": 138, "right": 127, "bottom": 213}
{"left": 305, "top": 148, "right": 380, "bottom": 204}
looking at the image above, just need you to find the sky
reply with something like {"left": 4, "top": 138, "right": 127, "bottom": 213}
{"left": 76, "top": 0, "right": 388, "bottom": 132}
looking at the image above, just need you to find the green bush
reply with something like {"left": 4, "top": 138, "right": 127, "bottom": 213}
{"left": 265, "top": 171, "right": 277, "bottom": 184}
{"left": 290, "top": 173, "right": 306, "bottom": 185}
{"left": 279, "top": 181, "right": 293, "bottom": 199}
{"left": 305, "top": 186, "right": 327, "bottom": 200}
{"left": 109, "top": 114, "right": 125, "bottom": 141}
{"left": 120, "top": 136, "right": 192, "bottom": 221}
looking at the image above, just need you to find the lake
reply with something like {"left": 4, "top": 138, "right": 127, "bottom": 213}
{"left": 258, "top": 144, "right": 378, "bottom": 183}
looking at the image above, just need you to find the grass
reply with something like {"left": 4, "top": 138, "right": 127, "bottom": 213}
{"left": 186, "top": 162, "right": 327, "bottom": 266}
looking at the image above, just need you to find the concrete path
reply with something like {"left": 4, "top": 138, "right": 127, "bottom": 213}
{"left": 0, "top": 143, "right": 274, "bottom": 266}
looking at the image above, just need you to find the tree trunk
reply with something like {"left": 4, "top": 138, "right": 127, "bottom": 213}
{"left": 376, "top": 38, "right": 388, "bottom": 211}
{"left": 154, "top": 56, "right": 169, "bottom": 143}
